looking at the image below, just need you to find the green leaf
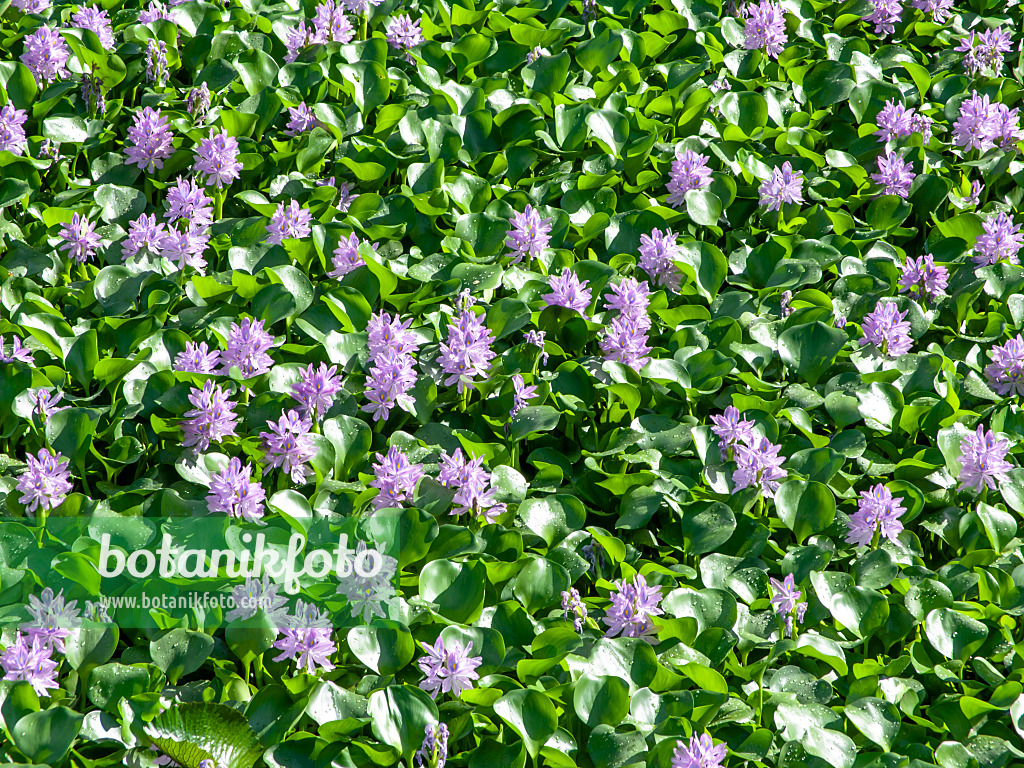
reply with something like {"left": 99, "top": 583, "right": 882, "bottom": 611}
{"left": 419, "top": 558, "right": 487, "bottom": 623}
{"left": 685, "top": 188, "right": 722, "bottom": 226}
{"left": 45, "top": 408, "right": 99, "bottom": 475}
{"left": 514, "top": 556, "right": 571, "bottom": 613}
{"left": 775, "top": 480, "right": 836, "bottom": 544}
{"left": 924, "top": 608, "right": 988, "bottom": 660}
{"left": 95, "top": 184, "right": 147, "bottom": 224}
{"left": 586, "top": 109, "right": 629, "bottom": 158}
{"left": 494, "top": 688, "right": 559, "bottom": 759}
{"left": 519, "top": 494, "right": 586, "bottom": 545}
{"left": 679, "top": 501, "right": 736, "bottom": 555}
{"left": 11, "top": 706, "right": 83, "bottom": 765}
{"left": 573, "top": 675, "right": 630, "bottom": 727}
{"left": 844, "top": 697, "right": 901, "bottom": 751}
{"left": 337, "top": 61, "right": 391, "bottom": 114}
{"left": 367, "top": 685, "right": 438, "bottom": 764}
{"left": 150, "top": 629, "right": 215, "bottom": 685}
{"left": 145, "top": 702, "right": 263, "bottom": 768}
{"left": 778, "top": 322, "right": 847, "bottom": 386}
{"left": 87, "top": 663, "right": 150, "bottom": 711}
{"left": 676, "top": 241, "right": 727, "bottom": 301}
{"left": 866, "top": 195, "right": 912, "bottom": 230}
{"left": 523, "top": 51, "right": 570, "bottom": 97}
{"left": 575, "top": 29, "right": 623, "bottom": 74}
{"left": 348, "top": 621, "right": 415, "bottom": 675}
{"left": 510, "top": 405, "right": 561, "bottom": 441}
{"left": 0, "top": 62, "right": 38, "bottom": 110}
{"left": 832, "top": 586, "right": 889, "bottom": 640}
{"left": 234, "top": 48, "right": 279, "bottom": 96}
{"left": 720, "top": 91, "right": 769, "bottom": 137}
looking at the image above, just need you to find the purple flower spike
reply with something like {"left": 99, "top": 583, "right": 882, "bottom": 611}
{"left": 124, "top": 107, "right": 175, "bottom": 173}
{"left": 341, "top": 0, "right": 386, "bottom": 14}
{"left": 207, "top": 458, "right": 266, "bottom": 524}
{"left": 525, "top": 329, "right": 548, "bottom": 364}
{"left": 32, "top": 389, "right": 69, "bottom": 422}
{"left": 603, "top": 573, "right": 664, "bottom": 642}
{"left": 363, "top": 311, "right": 420, "bottom": 422}
{"left": 956, "top": 27, "right": 1013, "bottom": 78}
{"left": 759, "top": 161, "right": 804, "bottom": 211}
{"left": 973, "top": 213, "right": 1024, "bottom": 268}
{"left": 846, "top": 484, "right": 906, "bottom": 547}
{"left": 285, "top": 21, "right": 312, "bottom": 63}
{"left": 21, "top": 27, "right": 70, "bottom": 85}
{"left": 600, "top": 314, "right": 652, "bottom": 370}
{"left": 985, "top": 335, "right": 1024, "bottom": 397}
{"left": 958, "top": 425, "right": 1012, "bottom": 493}
{"left": 438, "top": 307, "right": 496, "bottom": 393}
{"left": 72, "top": 5, "right": 115, "bottom": 48}
{"left": 181, "top": 380, "right": 239, "bottom": 454}
{"left": 910, "top": 0, "right": 953, "bottom": 22}
{"left": 174, "top": 341, "right": 221, "bottom": 373}
{"left": 859, "top": 301, "right": 912, "bottom": 357}
{"left": 505, "top": 205, "right": 553, "bottom": 264}
{"left": 0, "top": 335, "right": 35, "bottom": 364}
{"left": 898, "top": 254, "right": 947, "bottom": 303}
{"left": 187, "top": 83, "right": 211, "bottom": 123}
{"left": 291, "top": 362, "right": 344, "bottom": 421}
{"left": 769, "top": 574, "right": 807, "bottom": 638}
{"left": 58, "top": 213, "right": 102, "bottom": 264}
{"left": 329, "top": 233, "right": 376, "bottom": 278}
{"left": 742, "top": 0, "right": 787, "bottom": 58}
{"left": 871, "top": 151, "right": 915, "bottom": 198}
{"left": 1, "top": 633, "right": 59, "bottom": 697}
{"left": 370, "top": 446, "right": 425, "bottom": 509}
{"left": 368, "top": 312, "right": 420, "bottom": 357}
{"left": 638, "top": 228, "right": 684, "bottom": 291}
{"left": 267, "top": 200, "right": 312, "bottom": 244}
{"left": 991, "top": 103, "right": 1024, "bottom": 150}
{"left": 145, "top": 40, "right": 169, "bottom": 86}
{"left": 195, "top": 129, "right": 242, "bottom": 188}
{"left": 162, "top": 226, "right": 210, "bottom": 274}
{"left": 542, "top": 269, "right": 592, "bottom": 315}
{"left": 24, "top": 588, "right": 80, "bottom": 653}
{"left": 12, "top": 0, "right": 51, "bottom": 11}
{"left": 417, "top": 636, "right": 483, "bottom": 699}
{"left": 510, "top": 374, "right": 538, "bottom": 418}
{"left": 561, "top": 588, "right": 587, "bottom": 632}
{"left": 733, "top": 437, "right": 787, "bottom": 497}
{"left": 672, "top": 734, "right": 727, "bottom": 768}
{"left": 286, "top": 102, "right": 321, "bottom": 136}
{"left": 451, "top": 474, "right": 506, "bottom": 524}
{"left": 666, "top": 148, "right": 713, "bottom": 206}
{"left": 864, "top": 0, "right": 902, "bottom": 36}
{"left": 166, "top": 176, "right": 213, "bottom": 228}
{"left": 17, "top": 449, "right": 73, "bottom": 513}
{"left": 312, "top": 0, "right": 354, "bottom": 44}
{"left": 415, "top": 724, "right": 450, "bottom": 768}
{"left": 272, "top": 600, "right": 337, "bottom": 673}
{"left": 710, "top": 405, "right": 755, "bottom": 461}
{"left": 260, "top": 410, "right": 316, "bottom": 484}
{"left": 438, "top": 448, "right": 486, "bottom": 490}
{"left": 139, "top": 1, "right": 173, "bottom": 23}
{"left": 0, "top": 105, "right": 29, "bottom": 156}
{"left": 874, "top": 100, "right": 916, "bottom": 142}
{"left": 219, "top": 317, "right": 276, "bottom": 378}
{"left": 385, "top": 14, "right": 423, "bottom": 61}
{"left": 952, "top": 92, "right": 999, "bottom": 153}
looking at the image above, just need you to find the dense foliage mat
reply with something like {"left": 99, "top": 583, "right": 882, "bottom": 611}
{"left": 1, "top": 0, "right": 1024, "bottom": 766}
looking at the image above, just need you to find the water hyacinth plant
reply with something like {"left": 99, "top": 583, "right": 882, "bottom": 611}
{"left": 0, "top": 0, "right": 1022, "bottom": 766}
